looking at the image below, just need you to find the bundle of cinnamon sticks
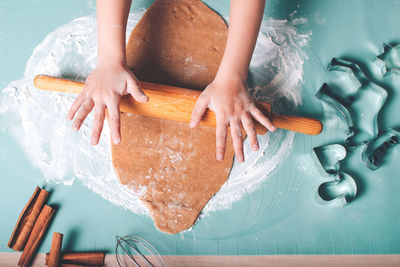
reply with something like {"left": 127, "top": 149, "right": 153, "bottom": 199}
{"left": 8, "top": 186, "right": 54, "bottom": 266}
{"left": 8, "top": 186, "right": 105, "bottom": 267}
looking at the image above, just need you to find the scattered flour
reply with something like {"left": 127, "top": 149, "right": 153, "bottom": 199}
{"left": 0, "top": 12, "right": 310, "bottom": 217}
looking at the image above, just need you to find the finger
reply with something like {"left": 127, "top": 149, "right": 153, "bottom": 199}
{"left": 72, "top": 98, "right": 94, "bottom": 131}
{"left": 242, "top": 113, "right": 259, "bottom": 151}
{"left": 250, "top": 106, "right": 276, "bottom": 132}
{"left": 106, "top": 97, "right": 121, "bottom": 144}
{"left": 67, "top": 94, "right": 85, "bottom": 121}
{"left": 90, "top": 104, "right": 106, "bottom": 145}
{"left": 127, "top": 76, "right": 148, "bottom": 103}
{"left": 190, "top": 95, "right": 209, "bottom": 128}
{"left": 230, "top": 119, "right": 244, "bottom": 162}
{"left": 216, "top": 116, "right": 228, "bottom": 161}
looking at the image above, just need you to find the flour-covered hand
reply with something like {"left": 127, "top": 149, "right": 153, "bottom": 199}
{"left": 190, "top": 76, "right": 275, "bottom": 162}
{"left": 66, "top": 62, "right": 148, "bottom": 145}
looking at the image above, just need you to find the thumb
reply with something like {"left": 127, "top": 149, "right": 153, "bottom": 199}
{"left": 190, "top": 94, "right": 209, "bottom": 128}
{"left": 126, "top": 76, "right": 148, "bottom": 103}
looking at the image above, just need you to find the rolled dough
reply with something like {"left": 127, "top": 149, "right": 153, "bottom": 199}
{"left": 111, "top": 0, "right": 233, "bottom": 234}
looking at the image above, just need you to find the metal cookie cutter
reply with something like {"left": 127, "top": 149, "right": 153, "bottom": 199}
{"left": 362, "top": 128, "right": 400, "bottom": 170}
{"left": 316, "top": 58, "right": 388, "bottom": 147}
{"left": 312, "top": 144, "right": 357, "bottom": 207}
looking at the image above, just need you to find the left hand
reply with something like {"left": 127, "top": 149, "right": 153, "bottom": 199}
{"left": 190, "top": 76, "right": 276, "bottom": 162}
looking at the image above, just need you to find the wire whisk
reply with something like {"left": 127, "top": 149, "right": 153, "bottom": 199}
{"left": 115, "top": 235, "right": 168, "bottom": 267}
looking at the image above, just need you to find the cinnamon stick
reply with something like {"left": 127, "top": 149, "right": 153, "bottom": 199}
{"left": 8, "top": 186, "right": 49, "bottom": 251}
{"left": 18, "top": 205, "right": 55, "bottom": 267}
{"left": 45, "top": 252, "right": 105, "bottom": 266}
{"left": 47, "top": 232, "right": 63, "bottom": 267}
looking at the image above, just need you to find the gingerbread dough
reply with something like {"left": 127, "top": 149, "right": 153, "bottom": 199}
{"left": 111, "top": 0, "right": 233, "bottom": 234}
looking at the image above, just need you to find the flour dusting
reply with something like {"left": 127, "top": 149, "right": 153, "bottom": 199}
{"left": 0, "top": 12, "right": 310, "bottom": 217}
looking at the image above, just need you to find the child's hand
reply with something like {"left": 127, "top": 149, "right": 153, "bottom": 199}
{"left": 190, "top": 75, "right": 275, "bottom": 162}
{"left": 189, "top": 0, "right": 268, "bottom": 162}
{"left": 67, "top": 61, "right": 148, "bottom": 145}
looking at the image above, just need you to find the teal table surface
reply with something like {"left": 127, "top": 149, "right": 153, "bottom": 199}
{"left": 1, "top": 0, "right": 400, "bottom": 255}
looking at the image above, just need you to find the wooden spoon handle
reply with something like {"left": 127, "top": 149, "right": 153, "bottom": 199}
{"left": 33, "top": 75, "right": 322, "bottom": 135}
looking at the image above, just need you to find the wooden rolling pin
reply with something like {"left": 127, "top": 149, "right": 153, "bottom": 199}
{"left": 34, "top": 75, "right": 322, "bottom": 135}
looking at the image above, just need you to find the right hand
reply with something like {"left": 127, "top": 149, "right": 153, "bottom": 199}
{"left": 66, "top": 61, "right": 148, "bottom": 145}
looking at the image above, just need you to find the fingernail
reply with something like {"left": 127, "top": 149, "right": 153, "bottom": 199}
{"left": 189, "top": 121, "right": 195, "bottom": 128}
{"left": 113, "top": 137, "right": 121, "bottom": 144}
{"left": 252, "top": 143, "right": 259, "bottom": 151}
{"left": 237, "top": 155, "right": 244, "bottom": 162}
{"left": 216, "top": 153, "right": 223, "bottom": 161}
{"left": 271, "top": 126, "right": 276, "bottom": 132}
{"left": 91, "top": 138, "right": 97, "bottom": 145}
{"left": 72, "top": 124, "right": 79, "bottom": 131}
{"left": 142, "top": 94, "right": 149, "bottom": 101}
